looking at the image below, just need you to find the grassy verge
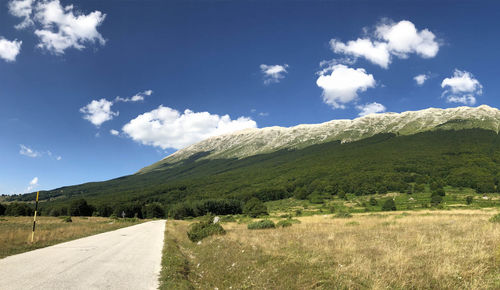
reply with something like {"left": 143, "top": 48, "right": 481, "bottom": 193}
{"left": 159, "top": 221, "right": 193, "bottom": 289}
{"left": 161, "top": 209, "right": 500, "bottom": 289}
{"left": 0, "top": 216, "right": 143, "bottom": 259}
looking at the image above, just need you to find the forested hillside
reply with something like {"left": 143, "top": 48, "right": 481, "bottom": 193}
{"left": 5, "top": 128, "right": 500, "bottom": 217}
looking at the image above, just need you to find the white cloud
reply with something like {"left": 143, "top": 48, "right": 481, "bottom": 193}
{"left": 20, "top": 144, "right": 40, "bottom": 157}
{"left": 356, "top": 102, "right": 386, "bottom": 116}
{"left": 56, "top": 155, "right": 62, "bottom": 160}
{"left": 414, "top": 74, "right": 428, "bottom": 86}
{"left": 115, "top": 90, "right": 152, "bottom": 102}
{"left": 316, "top": 64, "right": 376, "bottom": 109}
{"left": 122, "top": 106, "right": 257, "bottom": 150}
{"left": 0, "top": 37, "right": 22, "bottom": 62}
{"left": 330, "top": 20, "right": 440, "bottom": 68}
{"left": 441, "top": 69, "right": 482, "bottom": 105}
{"left": 27, "top": 176, "right": 38, "bottom": 191}
{"left": 80, "top": 98, "right": 118, "bottom": 127}
{"left": 110, "top": 129, "right": 119, "bottom": 136}
{"left": 8, "top": 0, "right": 35, "bottom": 29}
{"left": 9, "top": 0, "right": 106, "bottom": 54}
{"left": 330, "top": 38, "right": 390, "bottom": 68}
{"left": 260, "top": 64, "right": 289, "bottom": 84}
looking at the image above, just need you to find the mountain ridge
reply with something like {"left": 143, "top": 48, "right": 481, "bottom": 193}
{"left": 140, "top": 105, "right": 500, "bottom": 173}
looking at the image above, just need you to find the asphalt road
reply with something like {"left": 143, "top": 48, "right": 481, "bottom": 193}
{"left": 0, "top": 220, "right": 166, "bottom": 290}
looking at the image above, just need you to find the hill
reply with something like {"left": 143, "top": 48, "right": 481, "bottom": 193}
{"left": 5, "top": 105, "right": 500, "bottom": 216}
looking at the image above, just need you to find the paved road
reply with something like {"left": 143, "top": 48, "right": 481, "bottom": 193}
{"left": 0, "top": 220, "right": 166, "bottom": 290}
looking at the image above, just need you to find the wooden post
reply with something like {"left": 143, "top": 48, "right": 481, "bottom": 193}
{"left": 31, "top": 191, "right": 39, "bottom": 243}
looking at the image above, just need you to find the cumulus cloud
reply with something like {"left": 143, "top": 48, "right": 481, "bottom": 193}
{"left": 9, "top": 0, "right": 106, "bottom": 54}
{"left": 115, "top": 90, "right": 152, "bottom": 103}
{"left": 0, "top": 37, "right": 22, "bottom": 62}
{"left": 80, "top": 98, "right": 118, "bottom": 127}
{"left": 414, "top": 74, "right": 428, "bottom": 86}
{"left": 316, "top": 64, "right": 376, "bottom": 109}
{"left": 441, "top": 69, "right": 482, "bottom": 105}
{"left": 356, "top": 102, "right": 386, "bottom": 116}
{"left": 20, "top": 144, "right": 40, "bottom": 157}
{"left": 110, "top": 129, "right": 119, "bottom": 136}
{"left": 122, "top": 106, "right": 257, "bottom": 150}
{"left": 26, "top": 176, "right": 39, "bottom": 191}
{"left": 8, "top": 0, "right": 35, "bottom": 29}
{"left": 56, "top": 155, "right": 62, "bottom": 160}
{"left": 260, "top": 64, "right": 289, "bottom": 84}
{"left": 330, "top": 20, "right": 440, "bottom": 68}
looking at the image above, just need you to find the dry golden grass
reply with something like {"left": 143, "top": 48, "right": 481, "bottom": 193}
{"left": 164, "top": 209, "right": 500, "bottom": 289}
{"left": 0, "top": 216, "right": 142, "bottom": 259}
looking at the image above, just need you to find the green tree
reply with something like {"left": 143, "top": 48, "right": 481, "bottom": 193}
{"left": 0, "top": 203, "right": 5, "bottom": 215}
{"left": 243, "top": 198, "right": 268, "bottom": 217}
{"left": 369, "top": 197, "right": 378, "bottom": 206}
{"left": 143, "top": 202, "right": 166, "bottom": 218}
{"left": 465, "top": 196, "right": 473, "bottom": 205}
{"left": 382, "top": 199, "right": 396, "bottom": 211}
{"left": 69, "top": 199, "right": 94, "bottom": 216}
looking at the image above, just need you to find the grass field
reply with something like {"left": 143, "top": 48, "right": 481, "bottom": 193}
{"left": 0, "top": 216, "right": 142, "bottom": 259}
{"left": 160, "top": 209, "right": 500, "bottom": 289}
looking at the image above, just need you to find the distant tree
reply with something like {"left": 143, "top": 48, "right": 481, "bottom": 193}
{"left": 369, "top": 197, "right": 378, "bottom": 206}
{"left": 432, "top": 188, "right": 445, "bottom": 197}
{"left": 96, "top": 204, "right": 113, "bottom": 217}
{"left": 5, "top": 203, "right": 33, "bottom": 216}
{"left": 243, "top": 198, "right": 268, "bottom": 217}
{"left": 143, "top": 202, "right": 166, "bottom": 218}
{"left": 293, "top": 187, "right": 308, "bottom": 200}
{"left": 431, "top": 194, "right": 443, "bottom": 206}
{"left": 414, "top": 184, "right": 425, "bottom": 193}
{"left": 0, "top": 203, "right": 5, "bottom": 215}
{"left": 465, "top": 196, "right": 473, "bottom": 205}
{"left": 381, "top": 199, "right": 396, "bottom": 211}
{"left": 69, "top": 199, "right": 93, "bottom": 216}
{"left": 308, "top": 192, "right": 324, "bottom": 204}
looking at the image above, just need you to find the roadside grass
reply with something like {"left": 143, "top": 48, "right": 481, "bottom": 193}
{"left": 161, "top": 209, "right": 500, "bottom": 289}
{"left": 0, "top": 216, "right": 143, "bottom": 259}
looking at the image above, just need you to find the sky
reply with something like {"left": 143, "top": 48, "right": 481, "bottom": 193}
{"left": 0, "top": 0, "right": 499, "bottom": 194}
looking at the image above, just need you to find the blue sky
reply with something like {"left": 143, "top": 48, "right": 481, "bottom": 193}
{"left": 0, "top": 0, "right": 498, "bottom": 194}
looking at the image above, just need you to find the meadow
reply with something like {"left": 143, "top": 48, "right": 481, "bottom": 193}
{"left": 0, "top": 216, "right": 142, "bottom": 259}
{"left": 160, "top": 209, "right": 500, "bottom": 289}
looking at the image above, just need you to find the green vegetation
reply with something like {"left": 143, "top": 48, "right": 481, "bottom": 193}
{"left": 247, "top": 220, "right": 275, "bottom": 230}
{"left": 4, "top": 129, "right": 500, "bottom": 218}
{"left": 490, "top": 213, "right": 500, "bottom": 223}
{"left": 382, "top": 199, "right": 397, "bottom": 211}
{"left": 242, "top": 198, "right": 268, "bottom": 217}
{"left": 186, "top": 216, "right": 226, "bottom": 242}
{"left": 276, "top": 219, "right": 293, "bottom": 228}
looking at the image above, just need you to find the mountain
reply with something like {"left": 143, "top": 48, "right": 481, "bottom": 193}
{"left": 140, "top": 105, "right": 500, "bottom": 173}
{"left": 7, "top": 105, "right": 500, "bottom": 214}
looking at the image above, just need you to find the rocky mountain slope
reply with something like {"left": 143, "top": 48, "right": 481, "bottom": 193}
{"left": 140, "top": 105, "right": 500, "bottom": 173}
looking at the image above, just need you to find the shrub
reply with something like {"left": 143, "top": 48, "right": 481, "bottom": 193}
{"left": 334, "top": 210, "right": 352, "bottom": 218}
{"left": 243, "top": 198, "right": 268, "bottom": 217}
{"left": 276, "top": 220, "right": 293, "bottom": 228}
{"left": 369, "top": 197, "right": 378, "bottom": 206}
{"left": 295, "top": 209, "right": 302, "bottom": 216}
{"left": 432, "top": 188, "right": 445, "bottom": 197}
{"left": 219, "top": 215, "right": 237, "bottom": 222}
{"left": 489, "top": 213, "right": 500, "bottom": 223}
{"left": 187, "top": 216, "right": 226, "bottom": 242}
{"left": 381, "top": 199, "right": 397, "bottom": 211}
{"left": 247, "top": 220, "right": 275, "bottom": 230}
{"left": 0, "top": 203, "right": 5, "bottom": 215}
{"left": 431, "top": 194, "right": 443, "bottom": 206}
{"left": 465, "top": 196, "right": 474, "bottom": 205}
{"left": 62, "top": 216, "right": 72, "bottom": 223}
